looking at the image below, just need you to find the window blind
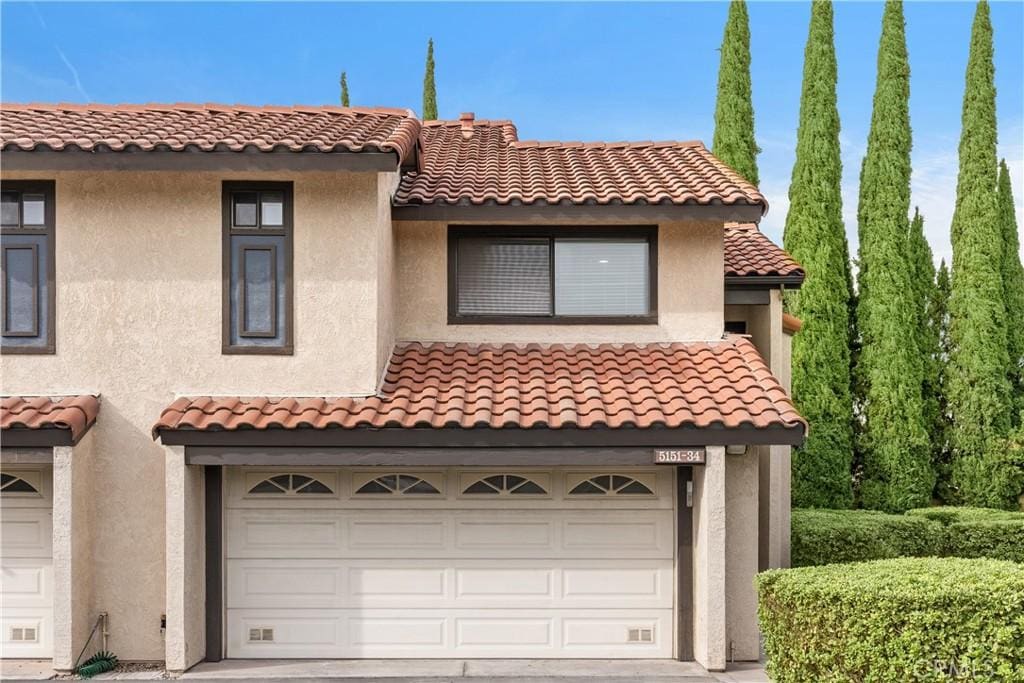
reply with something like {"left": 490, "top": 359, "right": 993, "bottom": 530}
{"left": 456, "top": 238, "right": 552, "bottom": 316}
{"left": 554, "top": 239, "right": 649, "bottom": 315}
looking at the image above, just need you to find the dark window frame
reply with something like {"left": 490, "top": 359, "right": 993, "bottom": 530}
{"left": 1, "top": 180, "right": 56, "bottom": 355}
{"left": 447, "top": 225, "right": 658, "bottom": 325}
{"left": 221, "top": 181, "right": 293, "bottom": 355}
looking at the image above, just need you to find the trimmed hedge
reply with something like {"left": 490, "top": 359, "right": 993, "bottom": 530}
{"left": 906, "top": 506, "right": 1024, "bottom": 525}
{"left": 791, "top": 508, "right": 943, "bottom": 567}
{"left": 758, "top": 557, "right": 1024, "bottom": 682}
{"left": 794, "top": 507, "right": 1024, "bottom": 566}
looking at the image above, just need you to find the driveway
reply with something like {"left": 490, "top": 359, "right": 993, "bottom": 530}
{"left": 2, "top": 659, "right": 769, "bottom": 682}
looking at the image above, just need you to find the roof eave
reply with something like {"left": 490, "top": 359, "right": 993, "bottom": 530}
{"left": 1, "top": 427, "right": 76, "bottom": 448}
{"left": 0, "top": 147, "right": 402, "bottom": 173}
{"left": 725, "top": 274, "right": 805, "bottom": 289}
{"left": 156, "top": 423, "right": 806, "bottom": 449}
{"left": 391, "top": 202, "right": 766, "bottom": 223}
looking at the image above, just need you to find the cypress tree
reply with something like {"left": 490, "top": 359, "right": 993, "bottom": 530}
{"left": 712, "top": 0, "right": 759, "bottom": 185}
{"left": 999, "top": 159, "right": 1024, "bottom": 421}
{"left": 948, "top": 0, "right": 1013, "bottom": 505}
{"left": 422, "top": 38, "right": 437, "bottom": 120}
{"left": 932, "top": 260, "right": 955, "bottom": 502}
{"left": 340, "top": 71, "right": 350, "bottom": 107}
{"left": 784, "top": 0, "right": 855, "bottom": 509}
{"left": 909, "top": 210, "right": 943, "bottom": 475}
{"left": 855, "top": 0, "right": 932, "bottom": 512}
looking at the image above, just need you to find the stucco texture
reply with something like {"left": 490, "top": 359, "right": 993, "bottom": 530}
{"left": 394, "top": 220, "right": 724, "bottom": 343}
{"left": 1, "top": 169, "right": 396, "bottom": 660}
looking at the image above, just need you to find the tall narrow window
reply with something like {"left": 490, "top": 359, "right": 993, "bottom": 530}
{"left": 223, "top": 182, "right": 293, "bottom": 354}
{"left": 1, "top": 180, "right": 55, "bottom": 354}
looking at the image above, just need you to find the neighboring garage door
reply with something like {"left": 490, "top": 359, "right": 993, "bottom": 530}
{"left": 0, "top": 466, "right": 53, "bottom": 658}
{"left": 224, "top": 467, "right": 676, "bottom": 658}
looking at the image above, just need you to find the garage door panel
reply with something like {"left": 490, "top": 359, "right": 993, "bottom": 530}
{"left": 227, "top": 608, "right": 672, "bottom": 658}
{"left": 348, "top": 518, "right": 447, "bottom": 550}
{"left": 455, "top": 567, "right": 553, "bottom": 599}
{"left": 0, "top": 559, "right": 53, "bottom": 607}
{"left": 227, "top": 562, "right": 343, "bottom": 608}
{"left": 0, "top": 509, "right": 52, "bottom": 558}
{"left": 0, "top": 609, "right": 53, "bottom": 659}
{"left": 563, "top": 615, "right": 665, "bottom": 653}
{"left": 228, "top": 611, "right": 343, "bottom": 659}
{"left": 226, "top": 511, "right": 342, "bottom": 558}
{"left": 455, "top": 618, "right": 553, "bottom": 648}
{"left": 350, "top": 567, "right": 447, "bottom": 599}
{"left": 454, "top": 518, "right": 554, "bottom": 552}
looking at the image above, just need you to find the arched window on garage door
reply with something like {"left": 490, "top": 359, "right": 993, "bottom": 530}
{"left": 569, "top": 474, "right": 654, "bottom": 496}
{"left": 355, "top": 474, "right": 441, "bottom": 495}
{"left": 0, "top": 472, "right": 39, "bottom": 495}
{"left": 462, "top": 474, "right": 547, "bottom": 495}
{"left": 247, "top": 474, "right": 333, "bottom": 495}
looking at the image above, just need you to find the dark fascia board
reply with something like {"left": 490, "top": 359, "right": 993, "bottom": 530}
{"left": 0, "top": 148, "right": 401, "bottom": 173}
{"left": 392, "top": 202, "right": 765, "bottom": 224}
{"left": 725, "top": 275, "right": 805, "bottom": 289}
{"left": 1, "top": 427, "right": 75, "bottom": 447}
{"left": 188, "top": 446, "right": 714, "bottom": 467}
{"left": 158, "top": 424, "right": 806, "bottom": 449}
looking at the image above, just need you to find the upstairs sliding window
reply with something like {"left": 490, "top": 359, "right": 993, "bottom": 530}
{"left": 223, "top": 182, "right": 293, "bottom": 354}
{"left": 448, "top": 227, "right": 657, "bottom": 324}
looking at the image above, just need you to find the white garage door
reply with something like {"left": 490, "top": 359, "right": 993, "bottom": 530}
{"left": 225, "top": 467, "right": 676, "bottom": 658}
{"left": 0, "top": 466, "right": 54, "bottom": 659}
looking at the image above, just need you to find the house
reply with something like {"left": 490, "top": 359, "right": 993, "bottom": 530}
{"left": 0, "top": 103, "right": 805, "bottom": 674}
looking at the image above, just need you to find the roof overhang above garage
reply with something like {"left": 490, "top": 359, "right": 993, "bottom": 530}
{"left": 154, "top": 338, "right": 806, "bottom": 456}
{"left": 1, "top": 395, "right": 101, "bottom": 447}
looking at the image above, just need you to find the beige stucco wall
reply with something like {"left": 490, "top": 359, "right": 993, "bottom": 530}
{"left": 724, "top": 447, "right": 760, "bottom": 661}
{"left": 52, "top": 435, "right": 97, "bottom": 671}
{"left": 726, "top": 292, "right": 793, "bottom": 571}
{"left": 691, "top": 445, "right": 727, "bottom": 671}
{"left": 164, "top": 447, "right": 204, "bottom": 672}
{"left": 394, "top": 220, "right": 724, "bottom": 343}
{"left": 1, "top": 169, "right": 396, "bottom": 660}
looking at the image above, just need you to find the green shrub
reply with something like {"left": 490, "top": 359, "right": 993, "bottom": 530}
{"left": 946, "top": 520, "right": 1024, "bottom": 563}
{"left": 758, "top": 557, "right": 1024, "bottom": 682}
{"left": 905, "top": 507, "right": 1024, "bottom": 563}
{"left": 791, "top": 508, "right": 943, "bottom": 567}
{"left": 906, "top": 506, "right": 1024, "bottom": 525}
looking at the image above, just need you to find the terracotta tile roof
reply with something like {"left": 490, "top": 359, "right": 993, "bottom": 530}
{"left": 394, "top": 117, "right": 767, "bottom": 210}
{"left": 1, "top": 395, "right": 100, "bottom": 444}
{"left": 0, "top": 102, "right": 420, "bottom": 163}
{"left": 153, "top": 338, "right": 803, "bottom": 438}
{"left": 783, "top": 313, "right": 803, "bottom": 335}
{"left": 724, "top": 222, "right": 803, "bottom": 278}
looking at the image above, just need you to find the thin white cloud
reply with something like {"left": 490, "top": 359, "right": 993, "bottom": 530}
{"left": 29, "top": 1, "right": 91, "bottom": 101}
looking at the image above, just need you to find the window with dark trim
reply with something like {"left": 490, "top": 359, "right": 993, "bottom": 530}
{"left": 1, "top": 180, "right": 55, "bottom": 354}
{"left": 447, "top": 226, "right": 657, "bottom": 324}
{"left": 724, "top": 321, "right": 748, "bottom": 335}
{"left": 223, "top": 182, "right": 293, "bottom": 354}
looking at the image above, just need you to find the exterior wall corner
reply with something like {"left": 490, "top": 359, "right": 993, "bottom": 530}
{"left": 691, "top": 445, "right": 727, "bottom": 671}
{"left": 51, "top": 433, "right": 96, "bottom": 672}
{"left": 164, "top": 445, "right": 205, "bottom": 673}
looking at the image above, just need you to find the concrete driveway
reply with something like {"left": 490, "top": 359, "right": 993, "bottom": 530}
{"left": 1, "top": 658, "right": 769, "bottom": 682}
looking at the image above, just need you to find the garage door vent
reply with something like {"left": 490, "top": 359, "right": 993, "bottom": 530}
{"left": 627, "top": 628, "right": 653, "bottom": 643}
{"left": 10, "top": 626, "right": 38, "bottom": 642}
{"left": 248, "top": 628, "right": 274, "bottom": 642}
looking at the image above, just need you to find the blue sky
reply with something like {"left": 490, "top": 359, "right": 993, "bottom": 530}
{"left": 2, "top": 1, "right": 1022, "bottom": 263}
